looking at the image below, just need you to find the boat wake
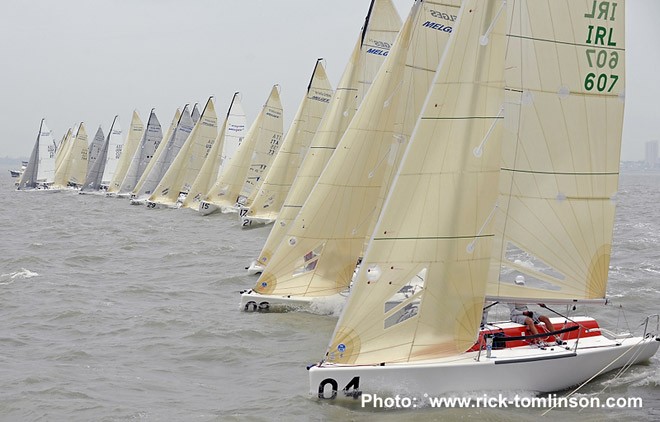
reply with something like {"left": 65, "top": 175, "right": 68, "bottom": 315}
{"left": 0, "top": 268, "right": 39, "bottom": 284}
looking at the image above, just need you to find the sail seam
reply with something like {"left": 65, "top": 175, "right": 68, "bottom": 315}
{"left": 501, "top": 168, "right": 619, "bottom": 176}
{"left": 507, "top": 34, "right": 625, "bottom": 52}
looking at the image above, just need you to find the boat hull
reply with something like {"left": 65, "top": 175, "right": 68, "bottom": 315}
{"left": 199, "top": 201, "right": 220, "bottom": 215}
{"left": 240, "top": 289, "right": 347, "bottom": 314}
{"left": 246, "top": 260, "right": 265, "bottom": 275}
{"left": 309, "top": 332, "right": 659, "bottom": 402}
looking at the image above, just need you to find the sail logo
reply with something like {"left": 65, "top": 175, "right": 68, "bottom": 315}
{"left": 423, "top": 21, "right": 453, "bottom": 33}
{"left": 430, "top": 9, "right": 457, "bottom": 22}
{"left": 367, "top": 48, "right": 388, "bottom": 57}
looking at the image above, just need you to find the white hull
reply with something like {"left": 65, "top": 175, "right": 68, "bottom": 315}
{"left": 240, "top": 215, "right": 276, "bottom": 229}
{"left": 240, "top": 289, "right": 347, "bottom": 314}
{"left": 199, "top": 201, "right": 220, "bottom": 215}
{"left": 309, "top": 329, "right": 659, "bottom": 401}
{"left": 245, "top": 260, "right": 265, "bottom": 275}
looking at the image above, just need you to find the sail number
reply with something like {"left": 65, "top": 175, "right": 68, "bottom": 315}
{"left": 583, "top": 1, "right": 620, "bottom": 93}
{"left": 317, "top": 376, "right": 361, "bottom": 400}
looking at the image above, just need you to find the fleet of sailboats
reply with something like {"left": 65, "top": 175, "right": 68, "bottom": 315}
{"left": 13, "top": 0, "right": 658, "bottom": 406}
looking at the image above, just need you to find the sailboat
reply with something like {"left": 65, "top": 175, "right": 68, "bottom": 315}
{"left": 239, "top": 59, "right": 333, "bottom": 228}
{"left": 245, "top": 0, "right": 402, "bottom": 274}
{"left": 308, "top": 0, "right": 659, "bottom": 401}
{"left": 128, "top": 108, "right": 182, "bottom": 201}
{"left": 116, "top": 109, "right": 163, "bottom": 197}
{"left": 107, "top": 111, "right": 144, "bottom": 196}
{"left": 80, "top": 116, "right": 123, "bottom": 194}
{"left": 199, "top": 85, "right": 283, "bottom": 215}
{"left": 240, "top": 0, "right": 460, "bottom": 311}
{"left": 181, "top": 92, "right": 247, "bottom": 210}
{"left": 16, "top": 119, "right": 58, "bottom": 191}
{"left": 146, "top": 97, "right": 218, "bottom": 208}
{"left": 53, "top": 122, "right": 89, "bottom": 190}
{"left": 130, "top": 106, "right": 193, "bottom": 205}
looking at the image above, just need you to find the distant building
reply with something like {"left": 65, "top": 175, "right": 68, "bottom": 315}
{"left": 645, "top": 140, "right": 658, "bottom": 168}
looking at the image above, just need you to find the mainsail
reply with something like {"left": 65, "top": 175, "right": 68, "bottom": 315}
{"left": 81, "top": 126, "right": 106, "bottom": 190}
{"left": 182, "top": 93, "right": 247, "bottom": 210}
{"left": 253, "top": 0, "right": 402, "bottom": 267}
{"left": 81, "top": 116, "right": 122, "bottom": 192}
{"left": 253, "top": 0, "right": 461, "bottom": 298}
{"left": 323, "top": 0, "right": 507, "bottom": 365}
{"left": 485, "top": 0, "right": 626, "bottom": 304}
{"left": 148, "top": 97, "right": 218, "bottom": 206}
{"left": 108, "top": 111, "right": 144, "bottom": 194}
{"left": 241, "top": 58, "right": 334, "bottom": 226}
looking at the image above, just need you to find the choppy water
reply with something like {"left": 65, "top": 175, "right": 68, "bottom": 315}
{"left": 1, "top": 171, "right": 659, "bottom": 421}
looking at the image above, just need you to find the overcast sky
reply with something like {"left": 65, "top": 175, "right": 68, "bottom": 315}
{"left": 1, "top": 0, "right": 657, "bottom": 161}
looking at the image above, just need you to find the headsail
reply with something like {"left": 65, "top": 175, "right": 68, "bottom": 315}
{"left": 253, "top": 0, "right": 402, "bottom": 268}
{"left": 324, "top": 0, "right": 507, "bottom": 365}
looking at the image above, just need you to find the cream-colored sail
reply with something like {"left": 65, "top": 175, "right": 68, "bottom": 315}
{"left": 254, "top": 0, "right": 401, "bottom": 265}
{"left": 108, "top": 111, "right": 144, "bottom": 194}
{"left": 201, "top": 85, "right": 283, "bottom": 213}
{"left": 485, "top": 0, "right": 625, "bottom": 304}
{"left": 241, "top": 59, "right": 333, "bottom": 226}
{"left": 324, "top": 0, "right": 506, "bottom": 365}
{"left": 253, "top": 0, "right": 461, "bottom": 297}
{"left": 182, "top": 93, "right": 247, "bottom": 210}
{"left": 148, "top": 97, "right": 218, "bottom": 206}
{"left": 53, "top": 123, "right": 89, "bottom": 188}
{"left": 53, "top": 126, "right": 76, "bottom": 184}
{"left": 131, "top": 108, "right": 182, "bottom": 197}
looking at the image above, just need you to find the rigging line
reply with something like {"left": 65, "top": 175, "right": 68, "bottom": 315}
{"left": 539, "top": 304, "right": 590, "bottom": 331}
{"left": 541, "top": 336, "right": 646, "bottom": 416}
{"left": 466, "top": 203, "right": 498, "bottom": 253}
{"left": 474, "top": 104, "right": 504, "bottom": 158}
{"left": 479, "top": 0, "right": 507, "bottom": 46}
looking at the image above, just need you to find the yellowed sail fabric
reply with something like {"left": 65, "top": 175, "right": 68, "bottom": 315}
{"left": 254, "top": 0, "right": 402, "bottom": 267}
{"left": 203, "top": 85, "right": 283, "bottom": 212}
{"left": 108, "top": 111, "right": 144, "bottom": 193}
{"left": 53, "top": 123, "right": 89, "bottom": 188}
{"left": 183, "top": 93, "right": 247, "bottom": 209}
{"left": 54, "top": 128, "right": 73, "bottom": 173}
{"left": 149, "top": 98, "right": 219, "bottom": 206}
{"left": 254, "top": 0, "right": 461, "bottom": 297}
{"left": 485, "top": 0, "right": 626, "bottom": 304}
{"left": 131, "top": 108, "right": 182, "bottom": 197}
{"left": 324, "top": 0, "right": 506, "bottom": 365}
{"left": 243, "top": 59, "right": 333, "bottom": 224}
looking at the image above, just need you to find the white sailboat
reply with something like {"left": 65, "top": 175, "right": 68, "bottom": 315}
{"left": 240, "top": 0, "right": 461, "bottom": 311}
{"left": 107, "top": 111, "right": 144, "bottom": 196}
{"left": 246, "top": 0, "right": 402, "bottom": 274}
{"left": 199, "top": 85, "right": 283, "bottom": 215}
{"left": 308, "top": 0, "right": 659, "bottom": 401}
{"left": 86, "top": 126, "right": 106, "bottom": 176}
{"left": 80, "top": 116, "right": 123, "bottom": 194}
{"left": 53, "top": 122, "right": 89, "bottom": 190}
{"left": 128, "top": 108, "right": 182, "bottom": 200}
{"left": 130, "top": 106, "right": 193, "bottom": 205}
{"left": 239, "top": 59, "right": 333, "bottom": 228}
{"left": 182, "top": 93, "right": 247, "bottom": 210}
{"left": 16, "top": 119, "right": 58, "bottom": 191}
{"left": 146, "top": 97, "right": 218, "bottom": 208}
{"left": 116, "top": 109, "right": 163, "bottom": 197}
